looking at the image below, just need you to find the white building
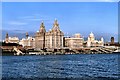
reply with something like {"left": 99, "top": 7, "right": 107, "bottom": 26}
{"left": 87, "top": 32, "right": 104, "bottom": 47}
{"left": 19, "top": 32, "right": 35, "bottom": 49}
{"left": 19, "top": 37, "right": 35, "bottom": 48}
{"left": 5, "top": 33, "right": 19, "bottom": 44}
{"left": 7, "top": 37, "right": 19, "bottom": 43}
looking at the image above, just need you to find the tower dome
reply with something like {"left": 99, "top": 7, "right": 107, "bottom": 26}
{"left": 88, "top": 32, "right": 95, "bottom": 41}
{"left": 74, "top": 33, "right": 81, "bottom": 38}
{"left": 89, "top": 32, "right": 94, "bottom": 37}
{"left": 39, "top": 21, "right": 46, "bottom": 33}
{"left": 52, "top": 19, "right": 60, "bottom": 31}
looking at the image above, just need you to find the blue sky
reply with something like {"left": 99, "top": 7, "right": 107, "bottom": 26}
{"left": 1, "top": 0, "right": 120, "bottom": 2}
{"left": 2, "top": 2, "right": 118, "bottom": 41}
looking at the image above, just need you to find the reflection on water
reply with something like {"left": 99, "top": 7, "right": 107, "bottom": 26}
{"left": 2, "top": 54, "right": 119, "bottom": 79}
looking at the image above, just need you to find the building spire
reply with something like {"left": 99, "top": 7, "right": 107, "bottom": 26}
{"left": 6, "top": 32, "right": 8, "bottom": 38}
{"left": 26, "top": 32, "right": 29, "bottom": 39}
{"left": 40, "top": 21, "right": 44, "bottom": 28}
{"left": 5, "top": 33, "right": 9, "bottom": 43}
{"left": 39, "top": 21, "right": 46, "bottom": 33}
{"left": 54, "top": 18, "right": 59, "bottom": 27}
{"left": 52, "top": 19, "right": 60, "bottom": 31}
{"left": 55, "top": 18, "right": 57, "bottom": 20}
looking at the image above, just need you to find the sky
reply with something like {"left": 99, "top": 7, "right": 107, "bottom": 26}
{"left": 2, "top": 2, "right": 118, "bottom": 41}
{"left": 1, "top": 0, "right": 120, "bottom": 2}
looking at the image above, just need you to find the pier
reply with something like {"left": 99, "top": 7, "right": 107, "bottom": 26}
{"left": 25, "top": 46, "right": 119, "bottom": 55}
{"left": 1, "top": 47, "right": 119, "bottom": 56}
{"left": 13, "top": 47, "right": 25, "bottom": 55}
{"left": 1, "top": 42, "right": 119, "bottom": 55}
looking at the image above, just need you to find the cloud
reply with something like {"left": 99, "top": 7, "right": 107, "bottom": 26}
{"left": 19, "top": 16, "right": 43, "bottom": 21}
{"left": 8, "top": 21, "right": 28, "bottom": 25}
{"left": 19, "top": 14, "right": 54, "bottom": 22}
{"left": 29, "top": 18, "right": 44, "bottom": 21}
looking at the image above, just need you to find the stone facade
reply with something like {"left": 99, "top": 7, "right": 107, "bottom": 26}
{"left": 35, "top": 20, "right": 64, "bottom": 50}
{"left": 5, "top": 21, "right": 105, "bottom": 50}
{"left": 45, "top": 19, "right": 64, "bottom": 49}
{"left": 35, "top": 22, "right": 46, "bottom": 50}
{"left": 65, "top": 33, "right": 84, "bottom": 49}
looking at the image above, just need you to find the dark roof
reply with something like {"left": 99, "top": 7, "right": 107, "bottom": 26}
{"left": 1, "top": 42, "right": 21, "bottom": 46}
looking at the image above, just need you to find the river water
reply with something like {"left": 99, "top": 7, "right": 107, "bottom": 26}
{"left": 2, "top": 53, "right": 119, "bottom": 80}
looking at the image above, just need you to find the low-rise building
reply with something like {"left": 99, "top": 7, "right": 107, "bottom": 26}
{"left": 87, "top": 32, "right": 104, "bottom": 47}
{"left": 5, "top": 33, "right": 19, "bottom": 44}
{"left": 19, "top": 33, "right": 35, "bottom": 49}
{"left": 65, "top": 33, "right": 84, "bottom": 49}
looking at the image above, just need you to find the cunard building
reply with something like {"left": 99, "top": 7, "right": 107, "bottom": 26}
{"left": 35, "top": 19, "right": 64, "bottom": 50}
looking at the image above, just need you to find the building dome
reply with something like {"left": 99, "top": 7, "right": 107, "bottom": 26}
{"left": 52, "top": 19, "right": 60, "bottom": 32}
{"left": 74, "top": 33, "right": 81, "bottom": 38}
{"left": 89, "top": 32, "right": 94, "bottom": 37}
{"left": 88, "top": 32, "right": 95, "bottom": 42}
{"left": 39, "top": 21, "right": 46, "bottom": 33}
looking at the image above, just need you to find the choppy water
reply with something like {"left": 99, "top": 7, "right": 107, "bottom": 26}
{"left": 2, "top": 53, "right": 119, "bottom": 80}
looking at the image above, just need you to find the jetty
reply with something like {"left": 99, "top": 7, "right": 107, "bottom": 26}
{"left": 25, "top": 46, "right": 119, "bottom": 55}
{"left": 1, "top": 42, "right": 119, "bottom": 56}
{"left": 13, "top": 47, "right": 25, "bottom": 55}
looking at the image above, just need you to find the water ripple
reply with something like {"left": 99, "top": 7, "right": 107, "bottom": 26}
{"left": 2, "top": 54, "right": 119, "bottom": 79}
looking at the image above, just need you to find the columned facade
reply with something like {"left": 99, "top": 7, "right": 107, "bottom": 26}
{"left": 35, "top": 20, "right": 64, "bottom": 50}
{"left": 45, "top": 19, "right": 64, "bottom": 49}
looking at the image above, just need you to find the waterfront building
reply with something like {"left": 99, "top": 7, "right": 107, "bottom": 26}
{"left": 5, "top": 33, "right": 19, "bottom": 44}
{"left": 87, "top": 32, "right": 104, "bottom": 47}
{"left": 74, "top": 33, "right": 81, "bottom": 38}
{"left": 4, "top": 20, "right": 106, "bottom": 50}
{"left": 19, "top": 38, "right": 35, "bottom": 48}
{"left": 35, "top": 22, "right": 46, "bottom": 50}
{"left": 34, "top": 19, "right": 64, "bottom": 50}
{"left": 65, "top": 33, "right": 84, "bottom": 49}
{"left": 19, "top": 32, "right": 35, "bottom": 48}
{"left": 105, "top": 37, "right": 120, "bottom": 46}
{"left": 111, "top": 37, "right": 114, "bottom": 44}
{"left": 45, "top": 19, "right": 64, "bottom": 49}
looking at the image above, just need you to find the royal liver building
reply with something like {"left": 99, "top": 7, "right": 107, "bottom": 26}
{"left": 35, "top": 22, "right": 46, "bottom": 50}
{"left": 35, "top": 19, "right": 64, "bottom": 50}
